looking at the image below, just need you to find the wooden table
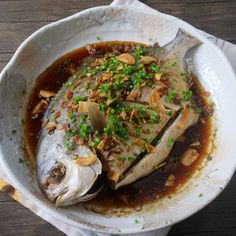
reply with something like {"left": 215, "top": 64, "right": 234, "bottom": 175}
{"left": 0, "top": 1, "right": 236, "bottom": 235}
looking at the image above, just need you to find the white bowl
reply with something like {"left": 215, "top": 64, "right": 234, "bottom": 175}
{"left": 0, "top": 1, "right": 236, "bottom": 234}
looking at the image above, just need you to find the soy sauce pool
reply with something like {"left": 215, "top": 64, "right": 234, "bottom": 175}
{"left": 24, "top": 41, "right": 214, "bottom": 209}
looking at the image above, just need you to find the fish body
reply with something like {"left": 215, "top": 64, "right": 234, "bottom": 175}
{"left": 36, "top": 29, "right": 201, "bottom": 206}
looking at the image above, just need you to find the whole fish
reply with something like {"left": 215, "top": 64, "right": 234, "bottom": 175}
{"left": 36, "top": 29, "right": 201, "bottom": 206}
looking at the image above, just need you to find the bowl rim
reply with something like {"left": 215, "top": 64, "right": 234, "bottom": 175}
{"left": 0, "top": 4, "right": 236, "bottom": 234}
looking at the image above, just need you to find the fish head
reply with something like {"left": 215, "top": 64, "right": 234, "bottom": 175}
{"left": 37, "top": 142, "right": 103, "bottom": 207}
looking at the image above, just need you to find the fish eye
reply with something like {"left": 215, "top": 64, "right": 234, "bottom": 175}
{"left": 46, "top": 162, "right": 66, "bottom": 186}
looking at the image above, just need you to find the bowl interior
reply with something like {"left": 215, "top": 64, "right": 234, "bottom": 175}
{"left": 0, "top": 5, "right": 236, "bottom": 234}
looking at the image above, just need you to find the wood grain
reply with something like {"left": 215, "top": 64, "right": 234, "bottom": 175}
{"left": 0, "top": 0, "right": 236, "bottom": 235}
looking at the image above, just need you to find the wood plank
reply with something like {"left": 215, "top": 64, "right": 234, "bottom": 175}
{"left": 0, "top": 62, "right": 7, "bottom": 71}
{"left": 0, "top": 0, "right": 235, "bottom": 54}
{"left": 0, "top": 52, "right": 12, "bottom": 70}
{"left": 0, "top": 22, "right": 50, "bottom": 52}
{"left": 0, "top": 194, "right": 64, "bottom": 236}
{"left": 146, "top": 0, "right": 236, "bottom": 41}
{"left": 0, "top": 52, "right": 12, "bottom": 61}
{"left": 0, "top": 192, "right": 15, "bottom": 202}
{"left": 0, "top": 0, "right": 111, "bottom": 22}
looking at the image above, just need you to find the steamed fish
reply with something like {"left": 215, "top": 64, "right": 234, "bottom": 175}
{"left": 36, "top": 29, "right": 201, "bottom": 206}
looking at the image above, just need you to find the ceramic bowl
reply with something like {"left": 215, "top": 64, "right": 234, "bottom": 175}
{"left": 0, "top": 1, "right": 236, "bottom": 234}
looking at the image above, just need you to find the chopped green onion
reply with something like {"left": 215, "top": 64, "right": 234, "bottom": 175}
{"left": 149, "top": 64, "right": 160, "bottom": 73}
{"left": 165, "top": 89, "right": 176, "bottom": 103}
{"left": 91, "top": 137, "right": 101, "bottom": 147}
{"left": 79, "top": 123, "right": 91, "bottom": 138}
{"left": 182, "top": 90, "right": 193, "bottom": 101}
{"left": 133, "top": 45, "right": 146, "bottom": 59}
{"left": 167, "top": 137, "right": 175, "bottom": 147}
{"left": 73, "top": 95, "right": 86, "bottom": 104}
{"left": 96, "top": 36, "right": 102, "bottom": 41}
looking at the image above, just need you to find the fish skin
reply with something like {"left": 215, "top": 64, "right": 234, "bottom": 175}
{"left": 100, "top": 102, "right": 171, "bottom": 183}
{"left": 114, "top": 107, "right": 199, "bottom": 189}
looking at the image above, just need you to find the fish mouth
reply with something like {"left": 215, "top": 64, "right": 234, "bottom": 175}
{"left": 55, "top": 173, "right": 104, "bottom": 207}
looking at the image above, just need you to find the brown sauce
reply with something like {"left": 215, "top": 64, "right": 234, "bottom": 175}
{"left": 88, "top": 121, "right": 211, "bottom": 209}
{"left": 24, "top": 41, "right": 213, "bottom": 209}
